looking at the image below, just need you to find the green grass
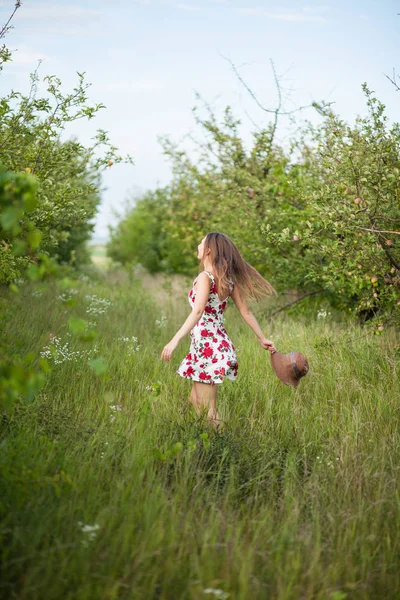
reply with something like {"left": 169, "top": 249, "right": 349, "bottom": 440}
{"left": 88, "top": 244, "right": 113, "bottom": 268}
{"left": 89, "top": 244, "right": 107, "bottom": 257}
{"left": 1, "top": 271, "right": 400, "bottom": 600}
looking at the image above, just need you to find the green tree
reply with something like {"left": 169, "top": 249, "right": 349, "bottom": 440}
{"left": 266, "top": 84, "right": 400, "bottom": 329}
{"left": 0, "top": 66, "right": 133, "bottom": 281}
{"left": 107, "top": 187, "right": 170, "bottom": 273}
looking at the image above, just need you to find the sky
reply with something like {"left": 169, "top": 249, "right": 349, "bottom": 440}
{"left": 1, "top": 0, "right": 399, "bottom": 242}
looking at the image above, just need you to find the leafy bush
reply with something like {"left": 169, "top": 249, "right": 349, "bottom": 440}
{"left": 265, "top": 84, "right": 400, "bottom": 329}
{"left": 108, "top": 86, "right": 400, "bottom": 329}
{"left": 107, "top": 188, "right": 169, "bottom": 273}
{"left": 0, "top": 67, "right": 132, "bottom": 278}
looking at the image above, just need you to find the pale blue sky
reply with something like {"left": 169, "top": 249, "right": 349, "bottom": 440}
{"left": 1, "top": 0, "right": 399, "bottom": 241}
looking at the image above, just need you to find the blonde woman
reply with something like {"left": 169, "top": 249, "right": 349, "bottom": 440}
{"left": 161, "top": 232, "right": 277, "bottom": 427}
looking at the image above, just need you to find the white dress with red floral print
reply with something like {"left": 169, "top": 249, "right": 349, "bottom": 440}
{"left": 176, "top": 270, "right": 238, "bottom": 385}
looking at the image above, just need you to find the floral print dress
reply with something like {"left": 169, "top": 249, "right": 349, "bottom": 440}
{"left": 176, "top": 270, "right": 238, "bottom": 385}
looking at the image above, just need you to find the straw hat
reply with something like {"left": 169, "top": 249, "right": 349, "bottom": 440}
{"left": 270, "top": 349, "right": 309, "bottom": 387}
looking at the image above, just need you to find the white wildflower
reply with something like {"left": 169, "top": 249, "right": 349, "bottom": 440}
{"left": 77, "top": 521, "right": 100, "bottom": 547}
{"left": 317, "top": 308, "right": 331, "bottom": 319}
{"left": 155, "top": 315, "right": 168, "bottom": 328}
{"left": 40, "top": 336, "right": 98, "bottom": 366}
{"left": 110, "top": 405, "right": 122, "bottom": 412}
{"left": 40, "top": 336, "right": 86, "bottom": 365}
{"left": 86, "top": 343, "right": 99, "bottom": 358}
{"left": 117, "top": 335, "right": 140, "bottom": 355}
{"left": 85, "top": 294, "right": 112, "bottom": 316}
{"left": 57, "top": 289, "right": 79, "bottom": 302}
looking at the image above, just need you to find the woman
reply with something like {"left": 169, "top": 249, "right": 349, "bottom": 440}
{"left": 160, "top": 232, "right": 277, "bottom": 428}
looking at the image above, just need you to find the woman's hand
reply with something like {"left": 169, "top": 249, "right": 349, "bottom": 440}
{"left": 259, "top": 337, "right": 276, "bottom": 353}
{"left": 160, "top": 339, "right": 179, "bottom": 362}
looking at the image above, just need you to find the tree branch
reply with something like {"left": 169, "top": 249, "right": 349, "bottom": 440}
{"left": 384, "top": 67, "right": 400, "bottom": 92}
{"left": 352, "top": 226, "right": 400, "bottom": 235}
{"left": 267, "top": 288, "right": 325, "bottom": 320}
{"left": 0, "top": 1, "right": 21, "bottom": 40}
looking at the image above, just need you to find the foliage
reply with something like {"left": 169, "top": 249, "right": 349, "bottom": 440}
{"left": 1, "top": 273, "right": 400, "bottom": 598}
{"left": 0, "top": 166, "right": 52, "bottom": 283}
{"left": 0, "top": 167, "right": 55, "bottom": 410}
{"left": 265, "top": 84, "right": 400, "bottom": 329}
{"left": 0, "top": 4, "right": 129, "bottom": 411}
{"left": 0, "top": 66, "right": 133, "bottom": 279}
{"left": 107, "top": 188, "right": 169, "bottom": 273}
{"left": 108, "top": 87, "right": 400, "bottom": 329}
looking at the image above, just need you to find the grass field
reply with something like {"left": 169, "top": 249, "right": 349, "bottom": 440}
{"left": 1, "top": 266, "right": 400, "bottom": 599}
{"left": 88, "top": 244, "right": 113, "bottom": 269}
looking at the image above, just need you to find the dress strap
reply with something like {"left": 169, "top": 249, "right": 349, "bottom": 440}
{"left": 193, "top": 271, "right": 214, "bottom": 287}
{"left": 203, "top": 271, "right": 234, "bottom": 289}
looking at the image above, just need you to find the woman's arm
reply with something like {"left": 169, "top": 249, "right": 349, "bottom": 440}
{"left": 160, "top": 272, "right": 211, "bottom": 362}
{"left": 231, "top": 286, "right": 276, "bottom": 351}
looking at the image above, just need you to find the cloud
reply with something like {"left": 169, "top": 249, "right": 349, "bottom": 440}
{"left": 8, "top": 3, "right": 106, "bottom": 36}
{"left": 235, "top": 7, "right": 328, "bottom": 23}
{"left": 176, "top": 3, "right": 201, "bottom": 11}
{"left": 15, "top": 25, "right": 105, "bottom": 37}
{"left": 303, "top": 5, "right": 330, "bottom": 14}
{"left": 13, "top": 3, "right": 103, "bottom": 25}
{"left": 96, "top": 79, "right": 167, "bottom": 93}
{"left": 8, "top": 44, "right": 50, "bottom": 66}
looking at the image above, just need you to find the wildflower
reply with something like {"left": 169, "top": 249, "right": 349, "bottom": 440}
{"left": 110, "top": 405, "right": 122, "bottom": 411}
{"left": 40, "top": 336, "right": 86, "bottom": 365}
{"left": 77, "top": 521, "right": 100, "bottom": 547}
{"left": 57, "top": 289, "right": 79, "bottom": 302}
{"left": 117, "top": 335, "right": 140, "bottom": 355}
{"left": 40, "top": 336, "right": 99, "bottom": 366}
{"left": 155, "top": 315, "right": 168, "bottom": 328}
{"left": 317, "top": 309, "right": 331, "bottom": 319}
{"left": 85, "top": 294, "right": 112, "bottom": 316}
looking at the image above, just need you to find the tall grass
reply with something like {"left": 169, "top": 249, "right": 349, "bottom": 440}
{"left": 1, "top": 271, "right": 400, "bottom": 600}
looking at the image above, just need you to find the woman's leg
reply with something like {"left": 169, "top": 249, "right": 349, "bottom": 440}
{"left": 193, "top": 381, "right": 222, "bottom": 429}
{"left": 189, "top": 384, "right": 201, "bottom": 416}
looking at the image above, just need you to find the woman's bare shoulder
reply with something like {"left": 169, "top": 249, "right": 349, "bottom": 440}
{"left": 193, "top": 271, "right": 212, "bottom": 288}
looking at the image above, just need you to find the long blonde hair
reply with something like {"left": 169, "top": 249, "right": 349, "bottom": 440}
{"left": 199, "top": 232, "right": 278, "bottom": 302}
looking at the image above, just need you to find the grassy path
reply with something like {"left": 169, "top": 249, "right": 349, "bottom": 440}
{"left": 1, "top": 268, "right": 400, "bottom": 599}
